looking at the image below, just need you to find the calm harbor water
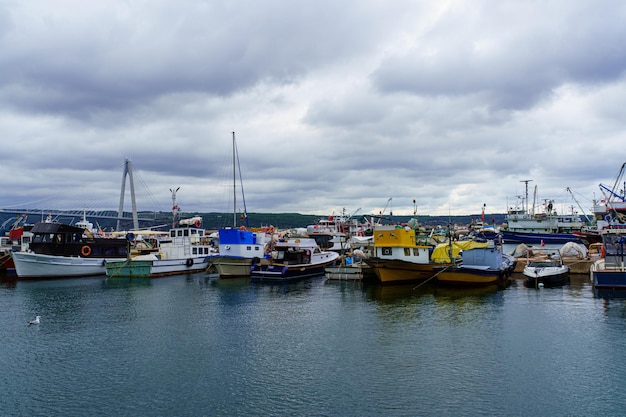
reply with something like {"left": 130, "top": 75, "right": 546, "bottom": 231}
{"left": 2, "top": 271, "right": 625, "bottom": 417}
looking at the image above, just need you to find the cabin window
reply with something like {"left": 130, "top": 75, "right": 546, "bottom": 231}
{"left": 191, "top": 229, "right": 198, "bottom": 235}
{"left": 413, "top": 248, "right": 419, "bottom": 256}
{"left": 382, "top": 247, "right": 392, "bottom": 256}
{"left": 104, "top": 247, "right": 117, "bottom": 256}
{"left": 404, "top": 248, "right": 411, "bottom": 256}
{"left": 193, "top": 248, "right": 198, "bottom": 254}
{"left": 246, "top": 246, "right": 252, "bottom": 251}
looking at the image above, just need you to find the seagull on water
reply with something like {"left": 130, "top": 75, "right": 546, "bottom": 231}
{"left": 28, "top": 316, "right": 41, "bottom": 326}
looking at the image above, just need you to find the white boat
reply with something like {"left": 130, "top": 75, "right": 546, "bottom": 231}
{"left": 105, "top": 213, "right": 216, "bottom": 278}
{"left": 306, "top": 209, "right": 371, "bottom": 253}
{"left": 522, "top": 248, "right": 570, "bottom": 288}
{"left": 250, "top": 237, "right": 340, "bottom": 282}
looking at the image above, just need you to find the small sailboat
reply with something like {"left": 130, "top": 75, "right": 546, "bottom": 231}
{"left": 211, "top": 132, "right": 271, "bottom": 278}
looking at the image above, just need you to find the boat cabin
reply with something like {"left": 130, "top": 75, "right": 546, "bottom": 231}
{"left": 271, "top": 238, "right": 321, "bottom": 265}
{"left": 28, "top": 222, "right": 128, "bottom": 258}
{"left": 601, "top": 231, "right": 626, "bottom": 270}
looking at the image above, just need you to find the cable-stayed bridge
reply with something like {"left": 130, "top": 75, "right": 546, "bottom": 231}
{"left": 0, "top": 158, "right": 162, "bottom": 231}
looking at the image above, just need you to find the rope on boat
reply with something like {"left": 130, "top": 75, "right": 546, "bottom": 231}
{"left": 106, "top": 258, "right": 133, "bottom": 278}
{"left": 413, "top": 264, "right": 454, "bottom": 291}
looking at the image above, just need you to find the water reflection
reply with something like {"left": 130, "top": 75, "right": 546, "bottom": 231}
{"left": 364, "top": 280, "right": 510, "bottom": 304}
{"left": 250, "top": 276, "right": 323, "bottom": 296}
{"left": 434, "top": 282, "right": 506, "bottom": 299}
{"left": 0, "top": 276, "right": 17, "bottom": 289}
{"left": 102, "top": 277, "right": 153, "bottom": 289}
{"left": 594, "top": 288, "right": 626, "bottom": 300}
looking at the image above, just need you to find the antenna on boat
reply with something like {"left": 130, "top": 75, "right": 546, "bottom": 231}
{"left": 170, "top": 187, "right": 180, "bottom": 228}
{"left": 520, "top": 179, "right": 532, "bottom": 213}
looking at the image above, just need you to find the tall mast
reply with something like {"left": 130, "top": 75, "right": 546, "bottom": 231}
{"left": 232, "top": 131, "right": 237, "bottom": 228}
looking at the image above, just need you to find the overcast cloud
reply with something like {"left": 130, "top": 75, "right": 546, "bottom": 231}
{"left": 1, "top": 0, "right": 625, "bottom": 221}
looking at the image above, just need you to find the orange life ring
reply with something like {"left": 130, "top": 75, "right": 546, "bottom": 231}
{"left": 81, "top": 246, "right": 92, "bottom": 257}
{"left": 194, "top": 220, "right": 201, "bottom": 228}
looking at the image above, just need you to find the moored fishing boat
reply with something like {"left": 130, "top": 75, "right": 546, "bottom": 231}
{"left": 105, "top": 213, "right": 216, "bottom": 278}
{"left": 590, "top": 228, "right": 626, "bottom": 290}
{"left": 250, "top": 237, "right": 339, "bottom": 282}
{"left": 502, "top": 181, "right": 584, "bottom": 245}
{"left": 363, "top": 225, "right": 490, "bottom": 285}
{"left": 363, "top": 226, "right": 439, "bottom": 284}
{"left": 12, "top": 217, "right": 130, "bottom": 279}
{"left": 211, "top": 227, "right": 270, "bottom": 278}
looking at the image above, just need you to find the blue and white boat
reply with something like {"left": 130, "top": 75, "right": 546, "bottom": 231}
{"left": 590, "top": 228, "right": 626, "bottom": 290}
{"left": 250, "top": 237, "right": 340, "bottom": 282}
{"left": 212, "top": 227, "right": 270, "bottom": 278}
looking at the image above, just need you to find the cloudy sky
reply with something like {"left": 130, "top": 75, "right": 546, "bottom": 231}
{"left": 1, "top": 0, "right": 626, "bottom": 221}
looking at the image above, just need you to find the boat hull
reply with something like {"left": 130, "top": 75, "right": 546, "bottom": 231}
{"left": 436, "top": 267, "right": 510, "bottom": 286}
{"left": 502, "top": 230, "right": 580, "bottom": 245}
{"left": 251, "top": 258, "right": 337, "bottom": 282}
{"left": 105, "top": 256, "right": 211, "bottom": 278}
{"left": 211, "top": 256, "right": 267, "bottom": 278}
{"left": 12, "top": 251, "right": 121, "bottom": 279}
{"left": 363, "top": 258, "right": 443, "bottom": 284}
{"left": 0, "top": 253, "right": 16, "bottom": 274}
{"left": 591, "top": 260, "right": 626, "bottom": 289}
{"left": 523, "top": 267, "right": 570, "bottom": 288}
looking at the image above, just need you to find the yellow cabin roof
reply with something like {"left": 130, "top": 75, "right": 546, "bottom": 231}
{"left": 373, "top": 226, "right": 429, "bottom": 248}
